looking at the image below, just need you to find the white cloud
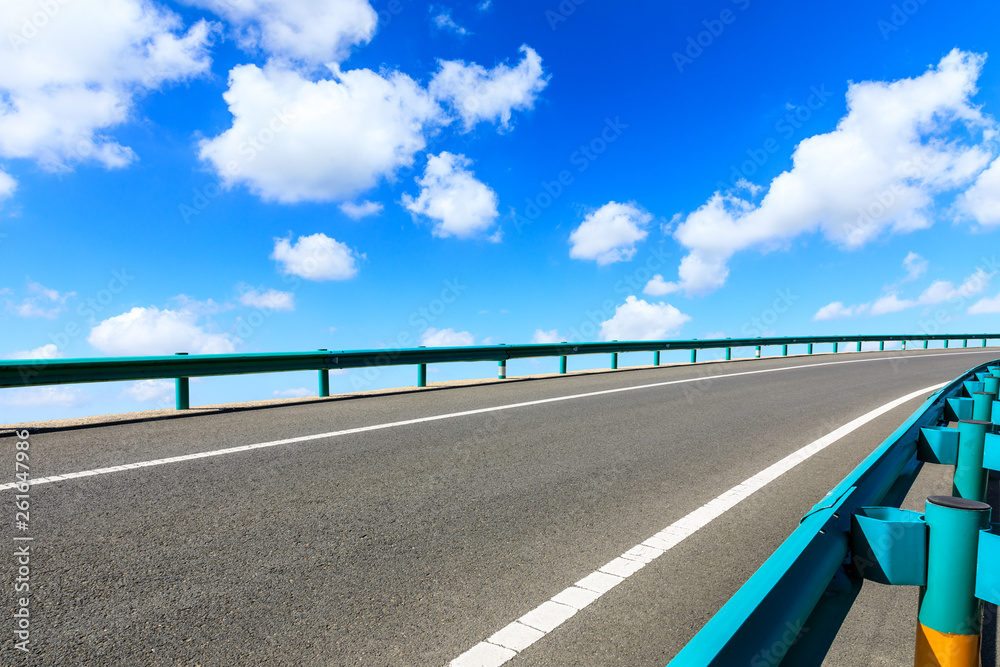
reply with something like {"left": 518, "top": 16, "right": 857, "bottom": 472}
{"left": 643, "top": 274, "right": 673, "bottom": 296}
{"left": 88, "top": 306, "right": 237, "bottom": 355}
{"left": 918, "top": 267, "right": 992, "bottom": 304}
{"left": 432, "top": 9, "right": 469, "bottom": 35}
{"left": 273, "top": 387, "right": 315, "bottom": 398}
{"left": 237, "top": 285, "right": 295, "bottom": 311}
{"left": 0, "top": 0, "right": 215, "bottom": 171}
{"left": 8, "top": 343, "right": 62, "bottom": 360}
{"left": 969, "top": 293, "right": 1000, "bottom": 314}
{"left": 958, "top": 156, "right": 1000, "bottom": 227}
{"left": 0, "top": 170, "right": 15, "bottom": 202}
{"left": 402, "top": 152, "right": 499, "bottom": 239}
{"left": 813, "top": 301, "right": 870, "bottom": 321}
{"left": 661, "top": 49, "right": 995, "bottom": 296}
{"left": 569, "top": 201, "right": 651, "bottom": 265}
{"left": 477, "top": 1, "right": 492, "bottom": 10}
{"left": 531, "top": 329, "right": 562, "bottom": 344}
{"left": 271, "top": 233, "right": 362, "bottom": 280}
{"left": 199, "top": 63, "right": 441, "bottom": 203}
{"left": 420, "top": 327, "right": 474, "bottom": 346}
{"left": 340, "top": 200, "right": 383, "bottom": 219}
{"left": 430, "top": 45, "right": 548, "bottom": 131}
{"left": 122, "top": 379, "right": 174, "bottom": 403}
{"left": 0, "top": 386, "right": 84, "bottom": 407}
{"left": 901, "top": 252, "right": 928, "bottom": 282}
{"left": 186, "top": 0, "right": 376, "bottom": 65}
{"left": 8, "top": 280, "right": 75, "bottom": 318}
{"left": 870, "top": 294, "right": 915, "bottom": 315}
{"left": 598, "top": 296, "right": 691, "bottom": 341}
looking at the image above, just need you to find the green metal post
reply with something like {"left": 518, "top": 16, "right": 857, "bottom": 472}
{"left": 782, "top": 344, "right": 788, "bottom": 356}
{"left": 318, "top": 349, "right": 330, "bottom": 397}
{"left": 175, "top": 352, "right": 189, "bottom": 410}
{"left": 755, "top": 345, "right": 761, "bottom": 358}
{"left": 954, "top": 420, "right": 990, "bottom": 502}
{"left": 983, "top": 339, "right": 988, "bottom": 347}
{"left": 653, "top": 351, "right": 659, "bottom": 366}
{"left": 417, "top": 364, "right": 427, "bottom": 387}
{"left": 498, "top": 359, "right": 506, "bottom": 380}
{"left": 973, "top": 392, "right": 995, "bottom": 421}
{"left": 856, "top": 341, "right": 862, "bottom": 352}
{"left": 963, "top": 339, "right": 968, "bottom": 348}
{"left": 945, "top": 339, "right": 950, "bottom": 349}
{"left": 916, "top": 496, "right": 991, "bottom": 659}
{"left": 832, "top": 342, "right": 837, "bottom": 353}
{"left": 902, "top": 340, "right": 907, "bottom": 351}
{"left": 923, "top": 339, "right": 929, "bottom": 349}
{"left": 611, "top": 353, "right": 618, "bottom": 370}
{"left": 559, "top": 356, "right": 567, "bottom": 374}
{"left": 807, "top": 343, "right": 813, "bottom": 355}
{"left": 725, "top": 347, "right": 731, "bottom": 360}
{"left": 879, "top": 340, "right": 884, "bottom": 351}
{"left": 983, "top": 376, "right": 999, "bottom": 396}
{"left": 690, "top": 349, "right": 697, "bottom": 363}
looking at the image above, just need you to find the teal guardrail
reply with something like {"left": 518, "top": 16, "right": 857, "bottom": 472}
{"left": 1, "top": 334, "right": 997, "bottom": 410}
{"left": 668, "top": 359, "right": 1000, "bottom": 666}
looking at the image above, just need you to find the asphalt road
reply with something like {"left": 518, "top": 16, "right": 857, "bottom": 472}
{"left": 1, "top": 348, "right": 997, "bottom": 666}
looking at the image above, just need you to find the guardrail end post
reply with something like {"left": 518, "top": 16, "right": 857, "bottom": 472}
{"left": 498, "top": 359, "right": 506, "bottom": 380}
{"left": 916, "top": 496, "right": 991, "bottom": 666}
{"left": 174, "top": 352, "right": 189, "bottom": 410}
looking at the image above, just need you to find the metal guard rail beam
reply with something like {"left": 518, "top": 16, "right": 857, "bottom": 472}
{"left": 1, "top": 334, "right": 997, "bottom": 388}
{"left": 668, "top": 358, "right": 998, "bottom": 666}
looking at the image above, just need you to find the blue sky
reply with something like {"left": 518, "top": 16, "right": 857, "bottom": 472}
{"left": 2, "top": 0, "right": 1000, "bottom": 422}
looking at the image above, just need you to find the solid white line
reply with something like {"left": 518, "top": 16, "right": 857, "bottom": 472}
{"left": 0, "top": 350, "right": 984, "bottom": 493}
{"left": 447, "top": 381, "right": 946, "bottom": 666}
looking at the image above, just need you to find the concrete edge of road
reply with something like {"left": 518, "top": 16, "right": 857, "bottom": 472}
{"left": 0, "top": 348, "right": 967, "bottom": 436}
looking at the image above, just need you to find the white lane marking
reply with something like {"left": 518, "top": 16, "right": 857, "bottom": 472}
{"left": 0, "top": 350, "right": 983, "bottom": 493}
{"left": 448, "top": 381, "right": 946, "bottom": 666}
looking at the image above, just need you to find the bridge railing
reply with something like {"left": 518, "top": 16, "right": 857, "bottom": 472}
{"left": 668, "top": 359, "right": 1000, "bottom": 666}
{"left": 1, "top": 333, "right": 997, "bottom": 410}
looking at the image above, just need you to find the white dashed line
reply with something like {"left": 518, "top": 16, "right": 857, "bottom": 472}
{"left": 447, "top": 381, "right": 946, "bottom": 666}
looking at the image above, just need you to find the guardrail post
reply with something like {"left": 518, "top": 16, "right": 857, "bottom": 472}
{"left": 175, "top": 352, "right": 189, "bottom": 410}
{"left": 560, "top": 355, "right": 568, "bottom": 373}
{"left": 725, "top": 347, "right": 731, "bottom": 360}
{"left": 690, "top": 349, "right": 697, "bottom": 363}
{"left": 317, "top": 349, "right": 330, "bottom": 397}
{"left": 902, "top": 340, "right": 907, "bottom": 350}
{"left": 945, "top": 339, "right": 950, "bottom": 349}
{"left": 755, "top": 345, "right": 761, "bottom": 358}
{"left": 856, "top": 341, "right": 862, "bottom": 352}
{"left": 611, "top": 352, "right": 618, "bottom": 370}
{"left": 983, "top": 339, "right": 988, "bottom": 347}
{"left": 498, "top": 359, "right": 506, "bottom": 380}
{"left": 832, "top": 342, "right": 837, "bottom": 353}
{"left": 963, "top": 339, "right": 968, "bottom": 348}
{"left": 782, "top": 344, "right": 788, "bottom": 356}
{"left": 923, "top": 339, "right": 929, "bottom": 350}
{"left": 916, "top": 496, "right": 991, "bottom": 665}
{"left": 954, "top": 420, "right": 991, "bottom": 502}
{"left": 417, "top": 364, "right": 427, "bottom": 387}
{"left": 807, "top": 343, "right": 813, "bottom": 355}
{"left": 653, "top": 351, "right": 659, "bottom": 367}
{"left": 879, "top": 340, "right": 884, "bottom": 351}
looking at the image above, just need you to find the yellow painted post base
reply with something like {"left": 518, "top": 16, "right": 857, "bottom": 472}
{"left": 915, "top": 623, "right": 981, "bottom": 666}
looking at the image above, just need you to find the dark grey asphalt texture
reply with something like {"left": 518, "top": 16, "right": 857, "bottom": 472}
{"left": 1, "top": 349, "right": 997, "bottom": 666}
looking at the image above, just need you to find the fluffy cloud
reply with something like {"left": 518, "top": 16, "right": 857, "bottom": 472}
{"left": 958, "top": 157, "right": 1000, "bottom": 227}
{"left": 185, "top": 0, "right": 376, "bottom": 65}
{"left": 569, "top": 201, "right": 651, "bottom": 265}
{"left": 7, "top": 280, "right": 75, "bottom": 318}
{"left": 870, "top": 294, "right": 914, "bottom": 315}
{"left": 918, "top": 268, "right": 992, "bottom": 304}
{"left": 643, "top": 274, "right": 673, "bottom": 296}
{"left": 0, "top": 170, "right": 15, "bottom": 202}
{"left": 271, "top": 233, "right": 362, "bottom": 280}
{"left": 430, "top": 45, "right": 548, "bottom": 131}
{"left": 8, "top": 343, "right": 62, "bottom": 359}
{"left": 273, "top": 387, "right": 315, "bottom": 398}
{"left": 237, "top": 285, "right": 295, "bottom": 311}
{"left": 813, "top": 301, "right": 870, "bottom": 321}
{"left": 969, "top": 293, "right": 1000, "bottom": 314}
{"left": 402, "top": 152, "right": 499, "bottom": 239}
{"left": 122, "top": 379, "right": 174, "bottom": 403}
{"left": 0, "top": 386, "right": 84, "bottom": 407}
{"left": 199, "top": 63, "right": 439, "bottom": 203}
{"left": 88, "top": 306, "right": 237, "bottom": 355}
{"left": 420, "top": 327, "right": 475, "bottom": 346}
{"left": 432, "top": 9, "right": 469, "bottom": 35}
{"left": 901, "top": 252, "right": 928, "bottom": 282}
{"left": 530, "top": 329, "right": 562, "bottom": 344}
{"left": 340, "top": 200, "right": 383, "bottom": 219}
{"left": 598, "top": 296, "right": 691, "bottom": 341}
{"left": 662, "top": 50, "right": 995, "bottom": 296}
{"left": 0, "top": 0, "right": 215, "bottom": 171}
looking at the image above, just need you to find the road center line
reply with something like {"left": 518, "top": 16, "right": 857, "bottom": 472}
{"left": 448, "top": 381, "right": 947, "bottom": 667}
{"left": 0, "top": 350, "right": 984, "bottom": 493}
